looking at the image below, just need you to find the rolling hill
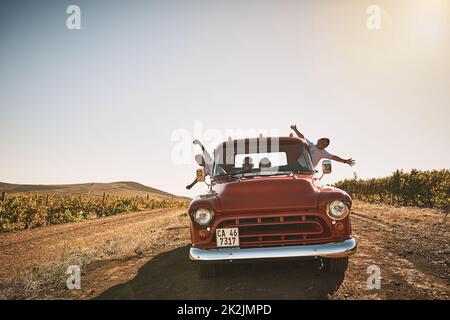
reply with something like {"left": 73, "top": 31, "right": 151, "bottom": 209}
{"left": 0, "top": 181, "right": 188, "bottom": 200}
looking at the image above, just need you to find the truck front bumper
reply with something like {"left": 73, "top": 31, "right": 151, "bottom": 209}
{"left": 189, "top": 238, "right": 357, "bottom": 262}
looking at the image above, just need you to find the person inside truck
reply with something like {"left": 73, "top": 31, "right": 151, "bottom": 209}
{"left": 186, "top": 139, "right": 213, "bottom": 190}
{"left": 193, "top": 139, "right": 213, "bottom": 176}
{"left": 242, "top": 156, "right": 254, "bottom": 171}
{"left": 290, "top": 124, "right": 356, "bottom": 168}
{"left": 185, "top": 154, "right": 207, "bottom": 190}
{"left": 259, "top": 157, "right": 272, "bottom": 169}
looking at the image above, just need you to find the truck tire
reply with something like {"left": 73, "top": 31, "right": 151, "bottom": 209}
{"left": 322, "top": 257, "right": 349, "bottom": 273}
{"left": 199, "top": 264, "right": 218, "bottom": 278}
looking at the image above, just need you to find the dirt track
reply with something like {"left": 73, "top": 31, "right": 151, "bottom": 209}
{"left": 0, "top": 201, "right": 448, "bottom": 300}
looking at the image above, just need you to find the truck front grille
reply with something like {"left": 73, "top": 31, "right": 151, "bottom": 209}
{"left": 216, "top": 213, "right": 332, "bottom": 248}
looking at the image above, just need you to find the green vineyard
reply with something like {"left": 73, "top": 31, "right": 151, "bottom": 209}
{"left": 0, "top": 194, "right": 189, "bottom": 232}
{"left": 334, "top": 169, "right": 450, "bottom": 209}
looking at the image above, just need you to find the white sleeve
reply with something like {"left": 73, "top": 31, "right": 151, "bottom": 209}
{"left": 322, "top": 149, "right": 334, "bottom": 159}
{"left": 203, "top": 151, "right": 213, "bottom": 175}
{"left": 204, "top": 162, "right": 213, "bottom": 176}
{"left": 203, "top": 150, "right": 212, "bottom": 164}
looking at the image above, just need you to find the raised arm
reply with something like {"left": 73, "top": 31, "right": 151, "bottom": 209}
{"left": 331, "top": 155, "right": 356, "bottom": 167}
{"left": 193, "top": 139, "right": 213, "bottom": 175}
{"left": 193, "top": 139, "right": 206, "bottom": 152}
{"left": 290, "top": 124, "right": 305, "bottom": 139}
{"left": 186, "top": 178, "right": 198, "bottom": 190}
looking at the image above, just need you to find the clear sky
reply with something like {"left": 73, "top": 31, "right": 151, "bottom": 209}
{"left": 0, "top": 0, "right": 449, "bottom": 197}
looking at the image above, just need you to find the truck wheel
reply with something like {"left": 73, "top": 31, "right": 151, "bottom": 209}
{"left": 322, "top": 257, "right": 349, "bottom": 273}
{"left": 199, "top": 264, "right": 218, "bottom": 278}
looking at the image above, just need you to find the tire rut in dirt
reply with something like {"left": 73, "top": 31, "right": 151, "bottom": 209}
{"left": 351, "top": 213, "right": 449, "bottom": 298}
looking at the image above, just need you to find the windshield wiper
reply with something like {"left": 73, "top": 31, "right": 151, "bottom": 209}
{"left": 228, "top": 168, "right": 253, "bottom": 177}
{"left": 258, "top": 171, "right": 293, "bottom": 176}
{"left": 294, "top": 170, "right": 315, "bottom": 174}
{"left": 229, "top": 170, "right": 293, "bottom": 178}
{"left": 224, "top": 168, "right": 314, "bottom": 178}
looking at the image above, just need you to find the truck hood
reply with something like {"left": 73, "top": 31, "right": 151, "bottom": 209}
{"left": 213, "top": 175, "right": 319, "bottom": 213}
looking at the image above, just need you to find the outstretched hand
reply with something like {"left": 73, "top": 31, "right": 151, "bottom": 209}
{"left": 186, "top": 178, "right": 198, "bottom": 190}
{"left": 290, "top": 124, "right": 297, "bottom": 131}
{"left": 346, "top": 158, "right": 356, "bottom": 167}
{"left": 193, "top": 139, "right": 202, "bottom": 146}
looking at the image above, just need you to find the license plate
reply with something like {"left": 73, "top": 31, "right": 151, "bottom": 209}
{"left": 216, "top": 228, "right": 239, "bottom": 247}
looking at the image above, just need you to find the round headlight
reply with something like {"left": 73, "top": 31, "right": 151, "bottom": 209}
{"left": 193, "top": 208, "right": 214, "bottom": 226}
{"left": 327, "top": 201, "right": 349, "bottom": 220}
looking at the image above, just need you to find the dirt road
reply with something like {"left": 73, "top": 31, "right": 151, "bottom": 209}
{"left": 0, "top": 201, "right": 448, "bottom": 299}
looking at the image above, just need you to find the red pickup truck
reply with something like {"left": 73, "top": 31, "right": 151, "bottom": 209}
{"left": 188, "top": 136, "right": 357, "bottom": 277}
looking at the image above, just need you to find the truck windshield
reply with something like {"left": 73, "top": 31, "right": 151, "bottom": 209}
{"left": 213, "top": 141, "right": 314, "bottom": 177}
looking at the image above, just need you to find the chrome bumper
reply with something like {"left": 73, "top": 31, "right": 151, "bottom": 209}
{"left": 189, "top": 238, "right": 357, "bottom": 262}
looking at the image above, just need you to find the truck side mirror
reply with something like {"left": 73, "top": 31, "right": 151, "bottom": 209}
{"left": 196, "top": 168, "right": 206, "bottom": 182}
{"left": 322, "top": 160, "right": 332, "bottom": 174}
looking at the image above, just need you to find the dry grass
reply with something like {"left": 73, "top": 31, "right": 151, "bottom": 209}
{"left": 0, "top": 209, "right": 190, "bottom": 299}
